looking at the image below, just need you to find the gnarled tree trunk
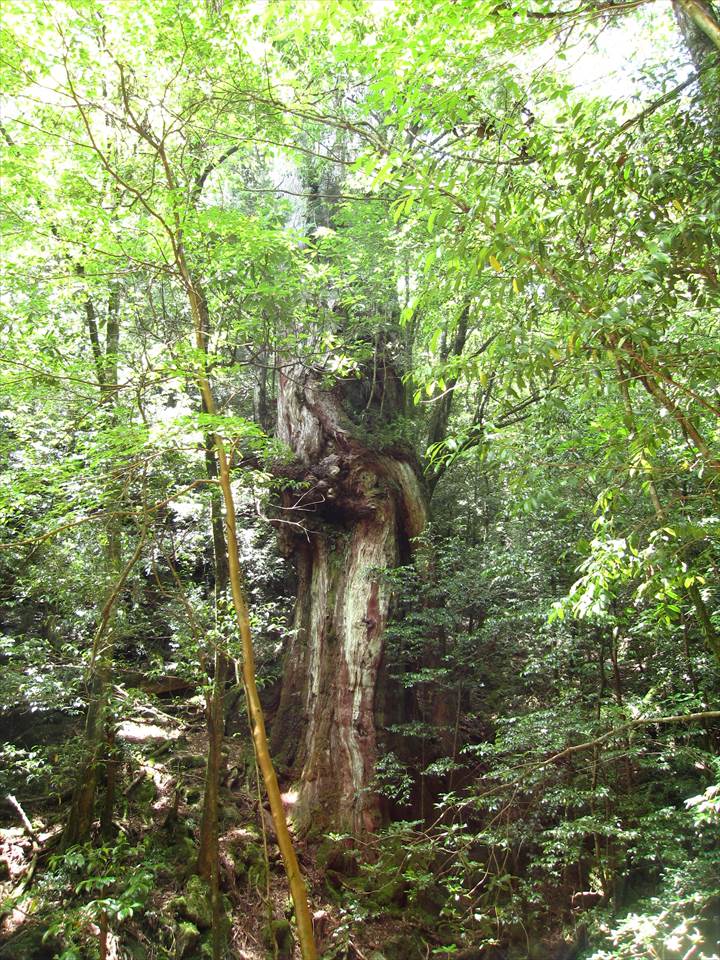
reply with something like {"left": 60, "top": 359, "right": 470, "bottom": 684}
{"left": 272, "top": 359, "right": 427, "bottom": 834}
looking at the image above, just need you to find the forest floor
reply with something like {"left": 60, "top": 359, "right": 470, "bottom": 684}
{"left": 0, "top": 694, "right": 428, "bottom": 960}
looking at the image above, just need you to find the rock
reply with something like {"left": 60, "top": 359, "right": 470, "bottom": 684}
{"left": 176, "top": 754, "right": 206, "bottom": 770}
{"left": 312, "top": 908, "right": 330, "bottom": 942}
{"left": 0, "top": 926, "right": 59, "bottom": 959}
{"left": 368, "top": 870, "right": 407, "bottom": 909}
{"left": 530, "top": 933, "right": 586, "bottom": 960}
{"left": 433, "top": 922, "right": 460, "bottom": 947}
{"left": 174, "top": 875, "right": 213, "bottom": 930}
{"left": 157, "top": 836, "right": 196, "bottom": 881}
{"left": 317, "top": 838, "right": 360, "bottom": 877}
{"left": 448, "top": 950, "right": 502, "bottom": 959}
{"left": 125, "top": 939, "right": 150, "bottom": 960}
{"left": 263, "top": 919, "right": 294, "bottom": 959}
{"left": 0, "top": 709, "right": 78, "bottom": 749}
{"left": 318, "top": 838, "right": 363, "bottom": 897}
{"left": 170, "top": 835, "right": 197, "bottom": 861}
{"left": 382, "top": 933, "right": 425, "bottom": 960}
{"left": 570, "top": 890, "right": 602, "bottom": 910}
{"left": 116, "top": 719, "right": 176, "bottom": 747}
{"left": 134, "top": 774, "right": 158, "bottom": 804}
{"left": 176, "top": 920, "right": 201, "bottom": 959}
{"left": 231, "top": 840, "right": 266, "bottom": 886}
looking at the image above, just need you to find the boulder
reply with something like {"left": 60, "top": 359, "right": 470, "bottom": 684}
{"left": 0, "top": 926, "right": 59, "bottom": 959}
{"left": 173, "top": 875, "right": 213, "bottom": 930}
{"left": 176, "top": 920, "right": 201, "bottom": 959}
{"left": 263, "top": 919, "right": 294, "bottom": 959}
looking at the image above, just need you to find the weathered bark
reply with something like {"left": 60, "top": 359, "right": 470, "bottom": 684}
{"left": 63, "top": 664, "right": 110, "bottom": 847}
{"left": 197, "top": 653, "right": 227, "bottom": 960}
{"left": 671, "top": 0, "right": 720, "bottom": 135}
{"left": 272, "top": 359, "right": 427, "bottom": 833}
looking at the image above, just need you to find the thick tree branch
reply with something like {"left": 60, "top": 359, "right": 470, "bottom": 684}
{"left": 678, "top": 0, "right": 720, "bottom": 49}
{"left": 526, "top": 0, "right": 654, "bottom": 19}
{"left": 609, "top": 55, "right": 719, "bottom": 141}
{"left": 528, "top": 709, "right": 720, "bottom": 769}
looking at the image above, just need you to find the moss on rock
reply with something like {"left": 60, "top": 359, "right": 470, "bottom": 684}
{"left": 0, "top": 926, "right": 59, "bottom": 959}
{"left": 175, "top": 920, "right": 201, "bottom": 959}
{"left": 262, "top": 918, "right": 294, "bottom": 959}
{"left": 230, "top": 838, "right": 266, "bottom": 887}
{"left": 172, "top": 875, "right": 213, "bottom": 930}
{"left": 382, "top": 932, "right": 426, "bottom": 960}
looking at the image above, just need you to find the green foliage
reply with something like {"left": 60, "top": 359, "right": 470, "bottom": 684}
{"left": 0, "top": 744, "right": 53, "bottom": 797}
{"left": 380, "top": 435, "right": 718, "bottom": 952}
{"left": 0, "top": 0, "right": 719, "bottom": 956}
{"left": 587, "top": 781, "right": 720, "bottom": 959}
{"left": 39, "top": 838, "right": 157, "bottom": 956}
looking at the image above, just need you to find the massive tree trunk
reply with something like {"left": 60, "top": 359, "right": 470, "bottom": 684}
{"left": 271, "top": 357, "right": 427, "bottom": 834}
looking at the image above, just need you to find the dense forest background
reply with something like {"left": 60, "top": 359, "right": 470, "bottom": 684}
{"left": 1, "top": 1, "right": 719, "bottom": 958}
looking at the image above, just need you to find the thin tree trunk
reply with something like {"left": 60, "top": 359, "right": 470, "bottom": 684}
{"left": 100, "top": 725, "right": 118, "bottom": 838}
{"left": 198, "top": 655, "right": 227, "bottom": 960}
{"left": 65, "top": 290, "right": 125, "bottom": 846}
{"left": 687, "top": 582, "right": 720, "bottom": 660}
{"left": 175, "top": 258, "right": 318, "bottom": 959}
{"left": 67, "top": 308, "right": 120, "bottom": 846}
{"left": 64, "top": 527, "right": 146, "bottom": 847}
{"left": 197, "top": 435, "right": 231, "bottom": 960}
{"left": 633, "top": 367, "right": 720, "bottom": 475}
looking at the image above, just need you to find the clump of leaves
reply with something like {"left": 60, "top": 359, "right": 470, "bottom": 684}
{"left": 38, "top": 837, "right": 157, "bottom": 958}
